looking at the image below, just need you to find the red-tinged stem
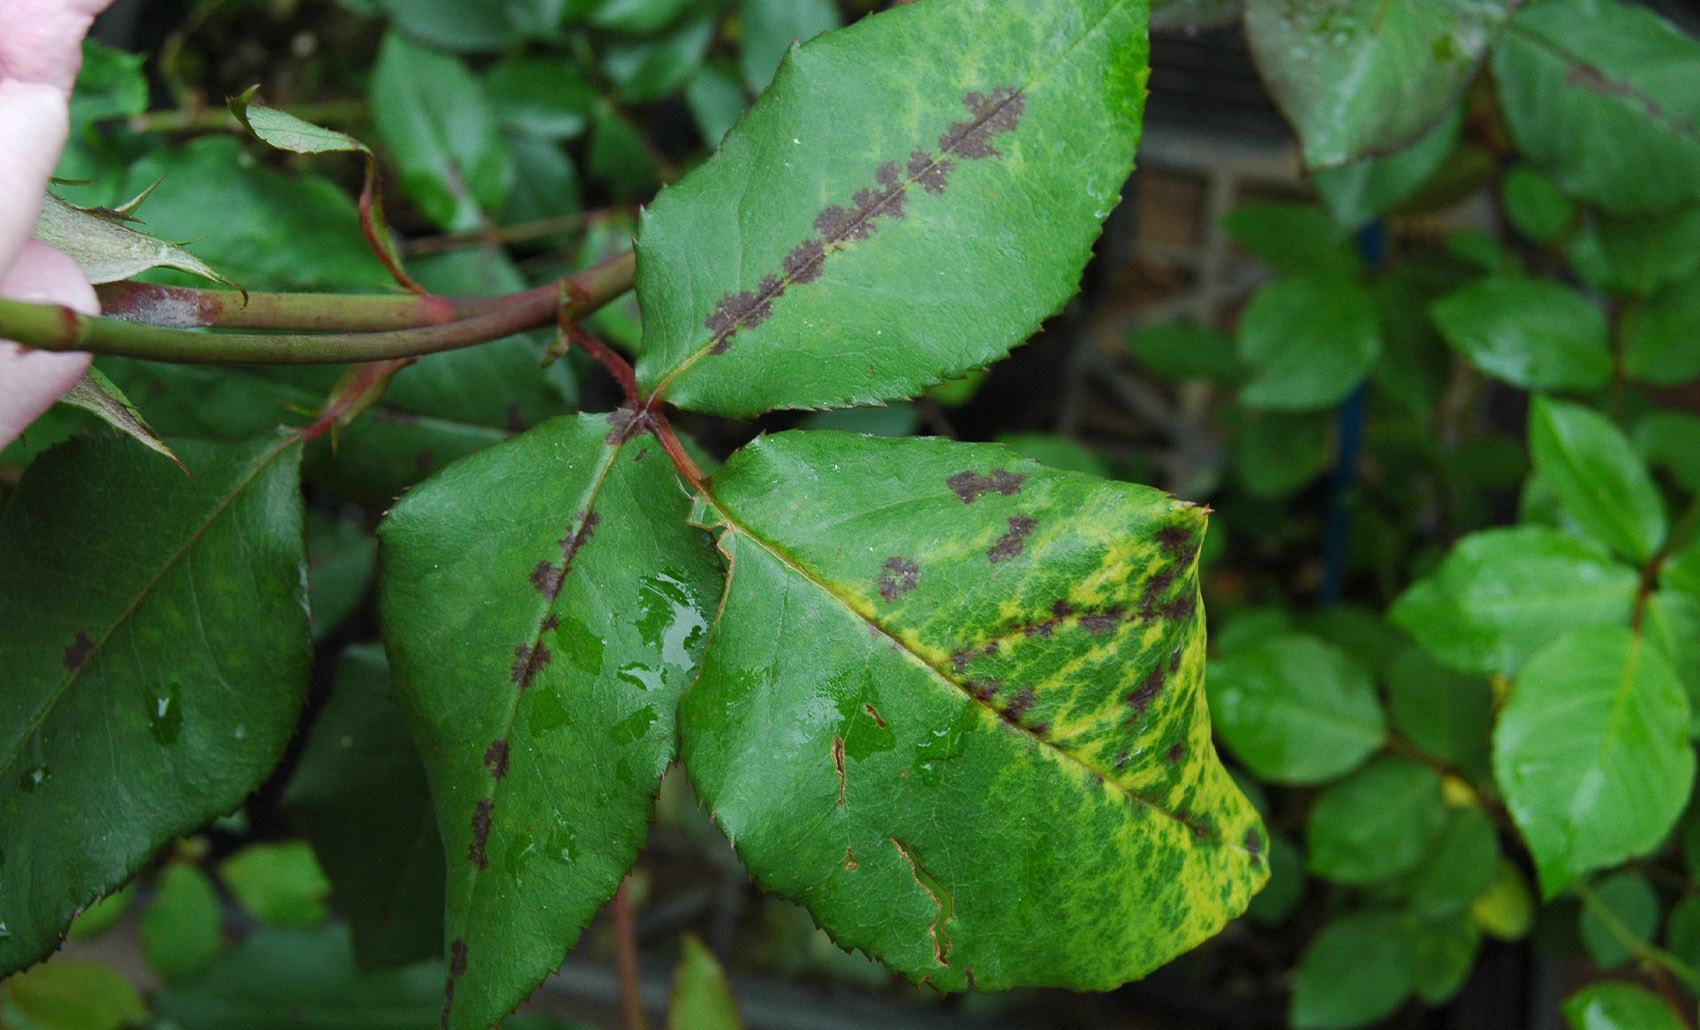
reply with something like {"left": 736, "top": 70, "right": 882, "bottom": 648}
{"left": 650, "top": 409, "right": 707, "bottom": 487}
{"left": 558, "top": 313, "right": 639, "bottom": 406}
{"left": 298, "top": 358, "right": 414, "bottom": 444}
{"left": 14, "top": 251, "right": 636, "bottom": 364}
{"left": 612, "top": 877, "right": 649, "bottom": 1030}
{"left": 357, "top": 160, "right": 428, "bottom": 296}
{"left": 95, "top": 280, "right": 491, "bottom": 331}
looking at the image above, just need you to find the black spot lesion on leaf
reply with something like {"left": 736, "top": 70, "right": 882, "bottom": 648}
{"left": 510, "top": 642, "right": 552, "bottom": 689}
{"left": 443, "top": 938, "right": 469, "bottom": 1028}
{"left": 832, "top": 735, "right": 847, "bottom": 808}
{"left": 987, "top": 515, "right": 1037, "bottom": 564}
{"left": 876, "top": 555, "right": 921, "bottom": 601}
{"left": 468, "top": 800, "right": 493, "bottom": 870}
{"left": 516, "top": 509, "right": 601, "bottom": 687}
{"left": 62, "top": 630, "right": 94, "bottom": 672}
{"left": 701, "top": 86, "right": 1027, "bottom": 356}
{"left": 947, "top": 468, "right": 1024, "bottom": 503}
{"left": 484, "top": 739, "right": 510, "bottom": 780}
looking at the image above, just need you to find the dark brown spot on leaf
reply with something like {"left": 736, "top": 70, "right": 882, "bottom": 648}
{"left": 988, "top": 515, "right": 1037, "bottom": 563}
{"left": 938, "top": 87, "right": 1027, "bottom": 159}
{"left": 1160, "top": 593, "right": 1198, "bottom": 622}
{"left": 450, "top": 938, "right": 468, "bottom": 977}
{"left": 877, "top": 556, "right": 921, "bottom": 601}
{"left": 468, "top": 800, "right": 492, "bottom": 869}
{"left": 832, "top": 736, "right": 846, "bottom": 807}
{"left": 967, "top": 679, "right": 1001, "bottom": 702}
{"left": 1141, "top": 567, "right": 1177, "bottom": 613}
{"left": 1080, "top": 606, "right": 1123, "bottom": 635}
{"left": 1166, "top": 741, "right": 1186, "bottom": 764}
{"left": 908, "top": 149, "right": 951, "bottom": 194}
{"left": 1156, "top": 524, "right": 1198, "bottom": 560}
{"left": 1169, "top": 646, "right": 1183, "bottom": 673}
{"left": 1051, "top": 600, "right": 1075, "bottom": 618}
{"left": 783, "top": 238, "right": 827, "bottom": 284}
{"left": 1243, "top": 828, "right": 1263, "bottom": 855}
{"left": 1004, "top": 687, "right": 1036, "bottom": 722}
{"left": 947, "top": 468, "right": 1024, "bottom": 503}
{"left": 541, "top": 613, "right": 560, "bottom": 632}
{"left": 511, "top": 643, "right": 551, "bottom": 689}
{"left": 531, "top": 561, "right": 563, "bottom": 596}
{"left": 1114, "top": 749, "right": 1132, "bottom": 770}
{"left": 863, "top": 703, "right": 887, "bottom": 727}
{"left": 844, "top": 847, "right": 859, "bottom": 871}
{"left": 1128, "top": 666, "right": 1166, "bottom": 717}
{"left": 62, "top": 631, "right": 93, "bottom": 671}
{"left": 633, "top": 446, "right": 649, "bottom": 462}
{"left": 484, "top": 739, "right": 510, "bottom": 780}
{"left": 505, "top": 402, "right": 527, "bottom": 434}
{"left": 605, "top": 407, "right": 652, "bottom": 445}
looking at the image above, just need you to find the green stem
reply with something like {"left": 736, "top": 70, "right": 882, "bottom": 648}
{"left": 1574, "top": 878, "right": 1700, "bottom": 994}
{"left": 7, "top": 251, "right": 634, "bottom": 365}
{"left": 1635, "top": 492, "right": 1700, "bottom": 630}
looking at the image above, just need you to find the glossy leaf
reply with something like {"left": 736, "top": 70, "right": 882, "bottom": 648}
{"left": 1390, "top": 526, "right": 1638, "bottom": 677}
{"left": 1429, "top": 275, "right": 1611, "bottom": 391}
{"left": 1494, "top": 626, "right": 1694, "bottom": 896}
{"left": 1243, "top": 0, "right": 1515, "bottom": 169}
{"left": 1577, "top": 870, "right": 1658, "bottom": 968}
{"left": 1563, "top": 982, "right": 1689, "bottom": 1030}
{"left": 1237, "top": 274, "right": 1381, "bottom": 411}
{"left": 154, "top": 925, "right": 442, "bottom": 1030}
{"left": 681, "top": 432, "right": 1265, "bottom": 991}
{"left": 0, "top": 431, "right": 308, "bottom": 974}
{"left": 668, "top": 934, "right": 742, "bottom": 1030}
{"left": 1306, "top": 756, "right": 1447, "bottom": 885}
{"left": 634, "top": 0, "right": 1150, "bottom": 416}
{"left": 140, "top": 863, "right": 222, "bottom": 982}
{"left": 1493, "top": 0, "right": 1700, "bottom": 215}
{"left": 379, "top": 414, "right": 722, "bottom": 1029}
{"left": 370, "top": 31, "right": 514, "bottom": 231}
{"left": 1207, "top": 634, "right": 1385, "bottom": 785}
{"left": 282, "top": 645, "right": 444, "bottom": 970}
{"left": 1290, "top": 911, "right": 1416, "bottom": 1030}
{"left": 1529, "top": 396, "right": 1667, "bottom": 564}
{"left": 486, "top": 56, "right": 599, "bottom": 140}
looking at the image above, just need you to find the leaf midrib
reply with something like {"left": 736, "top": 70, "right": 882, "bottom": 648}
{"left": 699, "top": 489, "right": 1232, "bottom": 845}
{"left": 1, "top": 433, "right": 297, "bottom": 776}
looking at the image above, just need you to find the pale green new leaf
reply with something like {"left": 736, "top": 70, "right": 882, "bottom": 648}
{"left": 379, "top": 414, "right": 723, "bottom": 1030}
{"left": 681, "top": 432, "right": 1265, "bottom": 992}
{"left": 668, "top": 935, "right": 742, "bottom": 1030}
{"left": 1494, "top": 626, "right": 1694, "bottom": 897}
{"left": 635, "top": 0, "right": 1151, "bottom": 416}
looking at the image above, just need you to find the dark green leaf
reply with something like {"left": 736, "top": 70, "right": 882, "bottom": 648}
{"left": 1494, "top": 625, "right": 1694, "bottom": 896}
{"left": 1410, "top": 915, "right": 1480, "bottom": 1005}
{"left": 1244, "top": 0, "right": 1515, "bottom": 169}
{"left": 305, "top": 512, "right": 376, "bottom": 642}
{"left": 1633, "top": 411, "right": 1700, "bottom": 491}
{"left": 140, "top": 863, "right": 222, "bottom": 982}
{"left": 1567, "top": 207, "right": 1700, "bottom": 297}
{"left": 1385, "top": 646, "right": 1492, "bottom": 775}
{"left": 587, "top": 102, "right": 661, "bottom": 200}
{"left": 1300, "top": 604, "right": 1409, "bottom": 678}
{"left": 1493, "top": 0, "right": 1700, "bottom": 215}
{"left": 0, "top": 432, "right": 309, "bottom": 974}
{"left": 220, "top": 842, "right": 332, "bottom": 928}
{"left": 486, "top": 57, "right": 598, "bottom": 140}
{"left": 1237, "top": 275, "right": 1381, "bottom": 410}
{"left": 1306, "top": 756, "right": 1447, "bottom": 885}
{"left": 1530, "top": 396, "right": 1667, "bottom": 563}
{"left": 1370, "top": 260, "right": 1469, "bottom": 417}
{"left": 282, "top": 645, "right": 444, "bottom": 970}
{"left": 1208, "top": 634, "right": 1384, "bottom": 784}
{"left": 1668, "top": 894, "right": 1700, "bottom": 971}
{"left": 1626, "top": 269, "right": 1700, "bottom": 385}
{"left": 376, "top": 0, "right": 558, "bottom": 53}
{"left": 681, "top": 432, "right": 1265, "bottom": 990}
{"left": 685, "top": 63, "right": 750, "bottom": 145}
{"left": 1664, "top": 533, "right": 1700, "bottom": 598}
{"left": 1405, "top": 805, "right": 1500, "bottom": 919}
{"left": 603, "top": 10, "right": 718, "bottom": 103}
{"left": 1244, "top": 834, "right": 1305, "bottom": 926}
{"left": 371, "top": 32, "right": 514, "bottom": 231}
{"left": 154, "top": 924, "right": 442, "bottom": 1029}
{"left": 1390, "top": 526, "right": 1638, "bottom": 677}
{"left": 1290, "top": 911, "right": 1416, "bottom": 1030}
{"left": 1129, "top": 322, "right": 1246, "bottom": 386}
{"left": 379, "top": 414, "right": 722, "bottom": 1029}
{"left": 634, "top": 0, "right": 1150, "bottom": 416}
{"left": 2, "top": 960, "right": 146, "bottom": 1030}
{"left": 1429, "top": 275, "right": 1611, "bottom": 391}
{"left": 590, "top": 0, "right": 698, "bottom": 34}
{"left": 1578, "top": 870, "right": 1659, "bottom": 968}
{"left": 1503, "top": 165, "right": 1577, "bottom": 244}
{"left": 1313, "top": 108, "right": 1462, "bottom": 231}
{"left": 1563, "top": 981, "right": 1688, "bottom": 1030}
{"left": 668, "top": 934, "right": 742, "bottom": 1030}
{"left": 739, "top": 0, "right": 840, "bottom": 93}
{"left": 1222, "top": 203, "right": 1360, "bottom": 278}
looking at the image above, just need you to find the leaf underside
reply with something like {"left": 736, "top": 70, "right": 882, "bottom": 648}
{"left": 378, "top": 413, "right": 722, "bottom": 1030}
{"left": 633, "top": 0, "right": 1151, "bottom": 417}
{"left": 680, "top": 432, "right": 1266, "bottom": 992}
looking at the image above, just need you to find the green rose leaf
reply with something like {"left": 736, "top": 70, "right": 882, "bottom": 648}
{"left": 1243, "top": 0, "right": 1516, "bottom": 169}
{"left": 1502, "top": 165, "right": 1576, "bottom": 244}
{"left": 0, "top": 431, "right": 308, "bottom": 975}
{"left": 1386, "top": 646, "right": 1492, "bottom": 776}
{"left": 379, "top": 414, "right": 723, "bottom": 1030}
{"left": 1221, "top": 202, "right": 1361, "bottom": 279}
{"left": 634, "top": 0, "right": 1150, "bottom": 416}
{"left": 1313, "top": 108, "right": 1463, "bottom": 231}
{"left": 1290, "top": 910, "right": 1417, "bottom": 1030}
{"left": 1563, "top": 982, "right": 1689, "bottom": 1030}
{"left": 1410, "top": 916, "right": 1480, "bottom": 1006}
{"left": 1494, "top": 626, "right": 1694, "bottom": 897}
{"left": 1493, "top": 0, "right": 1700, "bottom": 215}
{"left": 1237, "top": 274, "right": 1381, "bottom": 411}
{"left": 140, "top": 863, "right": 222, "bottom": 982}
{"left": 55, "top": 367, "right": 181, "bottom": 469}
{"left": 1404, "top": 805, "right": 1501, "bottom": 920}
{"left": 1625, "top": 268, "right": 1700, "bottom": 385}
{"left": 281, "top": 645, "right": 444, "bottom": 970}
{"left": 219, "top": 841, "right": 332, "bottom": 928}
{"left": 1429, "top": 275, "right": 1611, "bottom": 391}
{"left": 1306, "top": 755, "right": 1448, "bottom": 886}
{"left": 739, "top": 0, "right": 841, "bottom": 92}
{"left": 1577, "top": 870, "right": 1659, "bottom": 968}
{"left": 1207, "top": 634, "right": 1386, "bottom": 785}
{"left": 667, "top": 934, "right": 743, "bottom": 1030}
{"left": 2, "top": 959, "right": 148, "bottom": 1030}
{"left": 681, "top": 432, "right": 1265, "bottom": 991}
{"left": 1390, "top": 526, "right": 1638, "bottom": 678}
{"left": 1644, "top": 591, "right": 1700, "bottom": 722}
{"left": 1529, "top": 396, "right": 1667, "bottom": 564}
